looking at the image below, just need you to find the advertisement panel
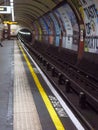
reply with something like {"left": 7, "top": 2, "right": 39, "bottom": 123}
{"left": 34, "top": 22, "right": 42, "bottom": 41}
{"left": 54, "top": 10, "right": 66, "bottom": 47}
{"left": 33, "top": 22, "right": 39, "bottom": 40}
{"left": 49, "top": 13, "right": 60, "bottom": 46}
{"left": 43, "top": 15, "right": 55, "bottom": 44}
{"left": 39, "top": 18, "right": 49, "bottom": 41}
{"left": 63, "top": 4, "right": 79, "bottom": 50}
{"left": 57, "top": 4, "right": 79, "bottom": 51}
{"left": 79, "top": 0, "right": 98, "bottom": 53}
{"left": 57, "top": 6, "right": 73, "bottom": 49}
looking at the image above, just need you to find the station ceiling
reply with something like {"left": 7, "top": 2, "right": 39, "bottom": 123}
{"left": 15, "top": 0, "right": 62, "bottom": 27}
{"left": 0, "top": 0, "right": 85, "bottom": 29}
{"left": 0, "top": 0, "right": 64, "bottom": 27}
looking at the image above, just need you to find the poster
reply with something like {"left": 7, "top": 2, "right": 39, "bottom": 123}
{"left": 43, "top": 15, "right": 55, "bottom": 44}
{"left": 57, "top": 6, "right": 73, "bottom": 49}
{"left": 49, "top": 13, "right": 60, "bottom": 46}
{"left": 79, "top": 0, "right": 98, "bottom": 53}
{"left": 39, "top": 18, "right": 49, "bottom": 41}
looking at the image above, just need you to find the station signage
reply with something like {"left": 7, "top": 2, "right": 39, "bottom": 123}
{"left": 0, "top": 6, "right": 11, "bottom": 14}
{"left": 3, "top": 21, "right": 18, "bottom": 24}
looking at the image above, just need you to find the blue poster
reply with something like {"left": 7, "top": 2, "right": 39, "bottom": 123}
{"left": 39, "top": 18, "right": 49, "bottom": 41}
{"left": 43, "top": 15, "right": 55, "bottom": 44}
{"left": 49, "top": 13, "right": 60, "bottom": 46}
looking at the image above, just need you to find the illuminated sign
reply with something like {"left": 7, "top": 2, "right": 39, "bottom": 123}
{"left": 3, "top": 21, "right": 18, "bottom": 24}
{"left": 0, "top": 6, "right": 11, "bottom": 14}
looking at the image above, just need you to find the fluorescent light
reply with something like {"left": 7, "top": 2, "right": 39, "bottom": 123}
{"left": 11, "top": 3, "right": 13, "bottom": 6}
{"left": 11, "top": 6, "right": 14, "bottom": 21}
{"left": 10, "top": 0, "right": 15, "bottom": 21}
{"left": 10, "top": 0, "right": 13, "bottom": 2}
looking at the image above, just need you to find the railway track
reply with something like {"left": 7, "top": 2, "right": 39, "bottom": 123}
{"left": 21, "top": 41, "right": 98, "bottom": 130}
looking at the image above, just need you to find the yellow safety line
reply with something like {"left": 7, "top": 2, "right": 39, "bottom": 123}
{"left": 18, "top": 43, "right": 65, "bottom": 130}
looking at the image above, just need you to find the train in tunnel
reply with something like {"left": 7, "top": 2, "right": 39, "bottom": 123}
{"left": 18, "top": 29, "right": 32, "bottom": 43}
